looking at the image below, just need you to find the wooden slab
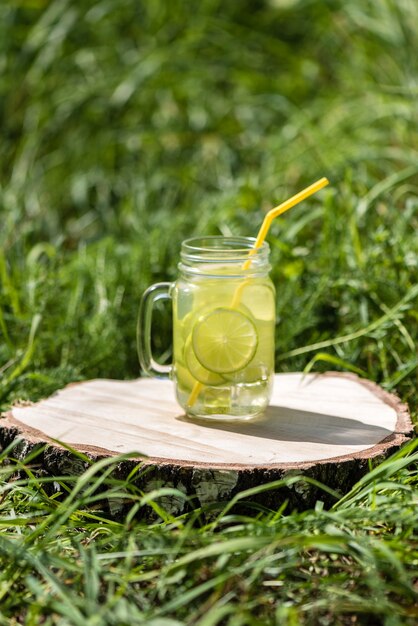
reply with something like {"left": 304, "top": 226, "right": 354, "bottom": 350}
{"left": 0, "top": 373, "right": 413, "bottom": 514}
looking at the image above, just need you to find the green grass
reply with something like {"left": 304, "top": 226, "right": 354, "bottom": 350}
{"left": 0, "top": 440, "right": 417, "bottom": 625}
{"left": 0, "top": 0, "right": 417, "bottom": 623}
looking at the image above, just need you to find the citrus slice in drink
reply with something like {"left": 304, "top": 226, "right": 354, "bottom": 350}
{"left": 184, "top": 337, "right": 225, "bottom": 386}
{"left": 192, "top": 307, "right": 258, "bottom": 374}
{"left": 175, "top": 361, "right": 196, "bottom": 391}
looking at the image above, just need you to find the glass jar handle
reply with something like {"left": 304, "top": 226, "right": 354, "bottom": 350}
{"left": 137, "top": 282, "right": 172, "bottom": 379}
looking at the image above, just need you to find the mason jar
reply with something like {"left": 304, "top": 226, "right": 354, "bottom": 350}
{"left": 138, "top": 236, "right": 276, "bottom": 421}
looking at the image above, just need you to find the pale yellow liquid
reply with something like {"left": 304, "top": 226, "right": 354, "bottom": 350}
{"left": 172, "top": 270, "right": 275, "bottom": 420}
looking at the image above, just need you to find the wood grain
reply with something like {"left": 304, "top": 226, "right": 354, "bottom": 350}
{"left": 0, "top": 373, "right": 413, "bottom": 515}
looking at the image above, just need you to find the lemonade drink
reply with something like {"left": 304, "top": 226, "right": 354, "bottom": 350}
{"left": 172, "top": 238, "right": 275, "bottom": 420}
{"left": 139, "top": 181, "right": 328, "bottom": 420}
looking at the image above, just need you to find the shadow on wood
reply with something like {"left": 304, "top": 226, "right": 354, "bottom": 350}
{"left": 177, "top": 405, "right": 394, "bottom": 446}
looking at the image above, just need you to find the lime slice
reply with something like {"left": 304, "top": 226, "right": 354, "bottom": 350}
{"left": 192, "top": 307, "right": 258, "bottom": 374}
{"left": 175, "top": 361, "right": 196, "bottom": 391}
{"left": 178, "top": 303, "right": 255, "bottom": 345}
{"left": 184, "top": 337, "right": 225, "bottom": 386}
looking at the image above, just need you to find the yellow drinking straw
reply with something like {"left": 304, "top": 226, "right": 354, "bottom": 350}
{"left": 187, "top": 176, "right": 330, "bottom": 408}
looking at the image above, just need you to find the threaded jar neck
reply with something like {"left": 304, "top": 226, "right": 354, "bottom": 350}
{"left": 179, "top": 236, "right": 271, "bottom": 278}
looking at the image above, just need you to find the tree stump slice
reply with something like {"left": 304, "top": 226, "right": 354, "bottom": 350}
{"left": 0, "top": 373, "right": 413, "bottom": 515}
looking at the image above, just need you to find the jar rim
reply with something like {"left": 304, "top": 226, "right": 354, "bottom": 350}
{"left": 179, "top": 236, "right": 270, "bottom": 276}
{"left": 181, "top": 236, "right": 269, "bottom": 255}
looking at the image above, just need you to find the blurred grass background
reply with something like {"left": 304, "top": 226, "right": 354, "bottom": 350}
{"left": 1, "top": 0, "right": 417, "bottom": 412}
{"left": 1, "top": 2, "right": 418, "bottom": 624}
